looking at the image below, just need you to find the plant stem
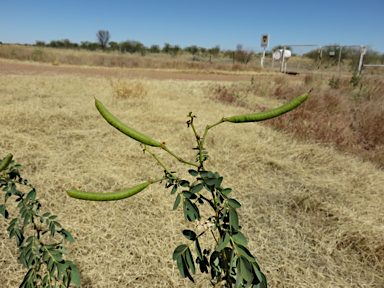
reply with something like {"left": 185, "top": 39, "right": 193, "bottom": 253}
{"left": 162, "top": 146, "right": 200, "bottom": 168}
{"left": 200, "top": 119, "right": 225, "bottom": 149}
{"left": 145, "top": 147, "right": 176, "bottom": 178}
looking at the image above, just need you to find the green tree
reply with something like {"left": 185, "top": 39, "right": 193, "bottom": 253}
{"left": 162, "top": 43, "right": 171, "bottom": 54}
{"left": 185, "top": 45, "right": 199, "bottom": 55}
{"left": 149, "top": 44, "right": 160, "bottom": 53}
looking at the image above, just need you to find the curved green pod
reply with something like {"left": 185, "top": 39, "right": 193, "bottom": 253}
{"left": 67, "top": 182, "right": 150, "bottom": 201}
{"left": 225, "top": 92, "right": 309, "bottom": 123}
{"left": 0, "top": 154, "right": 13, "bottom": 172}
{"left": 95, "top": 99, "right": 161, "bottom": 147}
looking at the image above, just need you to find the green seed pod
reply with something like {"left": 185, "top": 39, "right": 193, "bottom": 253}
{"left": 225, "top": 92, "right": 309, "bottom": 123}
{"left": 67, "top": 182, "right": 150, "bottom": 201}
{"left": 0, "top": 154, "right": 13, "bottom": 172}
{"left": 95, "top": 99, "right": 161, "bottom": 147}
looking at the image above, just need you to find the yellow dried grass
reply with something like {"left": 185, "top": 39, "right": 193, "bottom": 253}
{"left": 0, "top": 72, "right": 383, "bottom": 287}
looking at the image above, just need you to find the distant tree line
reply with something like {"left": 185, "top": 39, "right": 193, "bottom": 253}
{"left": 32, "top": 30, "right": 384, "bottom": 65}
{"left": 32, "top": 30, "right": 260, "bottom": 63}
{"left": 34, "top": 38, "right": 224, "bottom": 58}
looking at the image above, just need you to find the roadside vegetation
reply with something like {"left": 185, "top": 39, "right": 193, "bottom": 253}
{"left": 211, "top": 73, "right": 384, "bottom": 169}
{"left": 1, "top": 38, "right": 383, "bottom": 75}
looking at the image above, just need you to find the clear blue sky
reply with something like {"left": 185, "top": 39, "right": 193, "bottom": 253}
{"left": 1, "top": 0, "right": 383, "bottom": 54}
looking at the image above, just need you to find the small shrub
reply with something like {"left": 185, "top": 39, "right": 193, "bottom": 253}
{"left": 0, "top": 154, "right": 80, "bottom": 287}
{"left": 349, "top": 71, "right": 362, "bottom": 88}
{"left": 328, "top": 75, "right": 340, "bottom": 89}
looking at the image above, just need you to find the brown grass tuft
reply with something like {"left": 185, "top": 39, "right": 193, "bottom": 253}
{"left": 108, "top": 76, "right": 148, "bottom": 98}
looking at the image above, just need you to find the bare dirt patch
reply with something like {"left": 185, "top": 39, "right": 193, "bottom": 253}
{"left": 0, "top": 59, "right": 300, "bottom": 82}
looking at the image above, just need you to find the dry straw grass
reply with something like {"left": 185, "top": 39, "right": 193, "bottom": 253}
{"left": 1, "top": 71, "right": 384, "bottom": 287}
{"left": 108, "top": 76, "right": 148, "bottom": 98}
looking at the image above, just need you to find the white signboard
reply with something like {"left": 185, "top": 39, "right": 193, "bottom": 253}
{"left": 260, "top": 34, "right": 270, "bottom": 48}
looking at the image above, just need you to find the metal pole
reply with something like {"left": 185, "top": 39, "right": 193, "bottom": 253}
{"left": 337, "top": 46, "right": 343, "bottom": 72}
{"left": 280, "top": 47, "right": 286, "bottom": 72}
{"left": 298, "top": 46, "right": 303, "bottom": 69}
{"left": 261, "top": 47, "right": 266, "bottom": 67}
{"left": 358, "top": 46, "right": 366, "bottom": 76}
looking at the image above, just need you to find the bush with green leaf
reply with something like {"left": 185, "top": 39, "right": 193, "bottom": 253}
{"left": 1, "top": 154, "right": 80, "bottom": 288}
{"left": 66, "top": 91, "right": 310, "bottom": 287}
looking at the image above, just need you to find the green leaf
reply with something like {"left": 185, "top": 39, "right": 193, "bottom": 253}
{"left": 185, "top": 248, "right": 196, "bottom": 274}
{"left": 173, "top": 194, "right": 181, "bottom": 210}
{"left": 223, "top": 247, "right": 235, "bottom": 269}
{"left": 204, "top": 178, "right": 217, "bottom": 186}
{"left": 23, "top": 214, "right": 31, "bottom": 226}
{"left": 26, "top": 189, "right": 36, "bottom": 202}
{"left": 171, "top": 185, "right": 178, "bottom": 195}
{"left": 195, "top": 239, "right": 202, "bottom": 260}
{"left": 240, "top": 256, "right": 254, "bottom": 282}
{"left": 49, "top": 222, "right": 56, "bottom": 236}
{"left": 182, "top": 230, "right": 197, "bottom": 241}
{"left": 232, "top": 231, "right": 248, "bottom": 246}
{"left": 176, "top": 254, "right": 186, "bottom": 278}
{"left": 184, "top": 199, "right": 200, "bottom": 221}
{"left": 235, "top": 258, "right": 242, "bottom": 288}
{"left": 179, "top": 180, "right": 190, "bottom": 187}
{"left": 215, "top": 232, "right": 230, "bottom": 251}
{"left": 49, "top": 215, "right": 58, "bottom": 220}
{"left": 236, "top": 245, "right": 255, "bottom": 263}
{"left": 229, "top": 207, "right": 239, "bottom": 230}
{"left": 188, "top": 170, "right": 198, "bottom": 176}
{"left": 58, "top": 247, "right": 69, "bottom": 255}
{"left": 69, "top": 263, "right": 81, "bottom": 287}
{"left": 199, "top": 171, "right": 209, "bottom": 178}
{"left": 191, "top": 183, "right": 203, "bottom": 194}
{"left": 0, "top": 204, "right": 8, "bottom": 219}
{"left": 222, "top": 188, "right": 232, "bottom": 196}
{"left": 228, "top": 198, "right": 241, "bottom": 208}
{"left": 47, "top": 256, "right": 54, "bottom": 270}
{"left": 42, "top": 212, "right": 51, "bottom": 217}
{"left": 182, "top": 191, "right": 197, "bottom": 200}
{"left": 60, "top": 229, "right": 75, "bottom": 243}
{"left": 214, "top": 177, "right": 223, "bottom": 188}
{"left": 173, "top": 244, "right": 187, "bottom": 261}
{"left": 42, "top": 274, "right": 49, "bottom": 286}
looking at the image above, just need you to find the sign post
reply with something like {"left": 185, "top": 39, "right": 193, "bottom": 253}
{"left": 260, "top": 34, "right": 269, "bottom": 67}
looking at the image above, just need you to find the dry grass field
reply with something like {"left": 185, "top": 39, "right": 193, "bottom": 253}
{"left": 1, "top": 60, "right": 384, "bottom": 287}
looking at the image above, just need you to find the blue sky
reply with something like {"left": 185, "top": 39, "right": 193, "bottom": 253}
{"left": 1, "top": 0, "right": 383, "bottom": 54}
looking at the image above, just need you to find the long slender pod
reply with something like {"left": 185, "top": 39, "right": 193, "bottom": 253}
{"left": 225, "top": 92, "right": 309, "bottom": 123}
{"left": 95, "top": 99, "right": 161, "bottom": 147}
{"left": 0, "top": 154, "right": 13, "bottom": 172}
{"left": 67, "top": 182, "right": 150, "bottom": 201}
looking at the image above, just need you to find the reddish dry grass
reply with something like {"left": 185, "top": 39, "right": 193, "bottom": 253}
{"left": 211, "top": 75, "right": 384, "bottom": 168}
